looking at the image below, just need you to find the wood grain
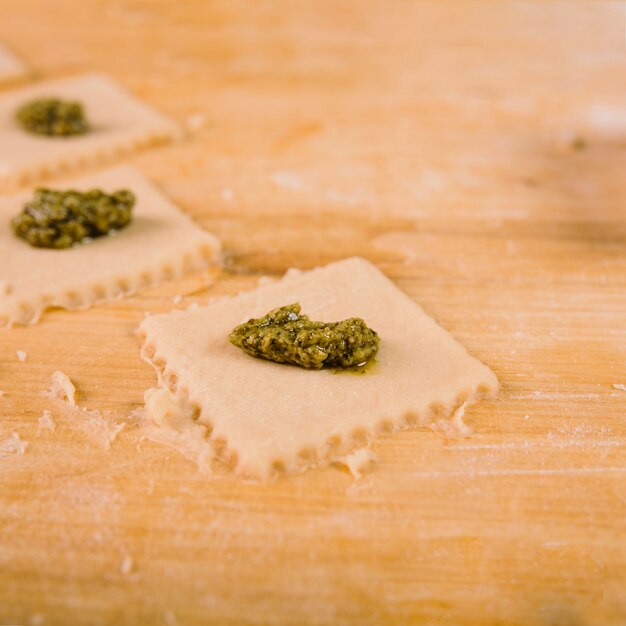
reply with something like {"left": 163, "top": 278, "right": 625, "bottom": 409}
{"left": 1, "top": 1, "right": 625, "bottom": 624}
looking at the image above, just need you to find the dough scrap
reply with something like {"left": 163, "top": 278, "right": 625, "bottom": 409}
{"left": 337, "top": 448, "right": 377, "bottom": 480}
{"left": 137, "top": 387, "right": 213, "bottom": 473}
{"left": 139, "top": 257, "right": 498, "bottom": 478}
{"left": 0, "top": 432, "right": 27, "bottom": 456}
{"left": 0, "top": 42, "right": 27, "bottom": 86}
{"left": 0, "top": 73, "right": 181, "bottom": 190}
{"left": 37, "top": 410, "right": 57, "bottom": 433}
{"left": 0, "top": 165, "right": 221, "bottom": 325}
{"left": 44, "top": 371, "right": 76, "bottom": 405}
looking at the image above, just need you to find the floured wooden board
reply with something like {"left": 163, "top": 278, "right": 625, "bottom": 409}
{"left": 0, "top": 42, "right": 27, "bottom": 85}
{"left": 0, "top": 73, "right": 181, "bottom": 190}
{"left": 0, "top": 2, "right": 625, "bottom": 626}
{"left": 140, "top": 257, "right": 498, "bottom": 477}
{"left": 0, "top": 165, "right": 221, "bottom": 325}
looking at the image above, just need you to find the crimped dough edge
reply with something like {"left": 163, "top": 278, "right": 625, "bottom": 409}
{"left": 0, "top": 125, "right": 182, "bottom": 192}
{"left": 0, "top": 240, "right": 220, "bottom": 326}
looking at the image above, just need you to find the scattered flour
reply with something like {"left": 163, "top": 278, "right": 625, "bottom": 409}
{"left": 612, "top": 384, "right": 626, "bottom": 392}
{"left": 77, "top": 407, "right": 125, "bottom": 450}
{"left": 43, "top": 372, "right": 123, "bottom": 449}
{"left": 270, "top": 171, "right": 366, "bottom": 207}
{"left": 447, "top": 439, "right": 623, "bottom": 452}
{"left": 185, "top": 112, "right": 206, "bottom": 131}
{"left": 0, "top": 432, "right": 27, "bottom": 456}
{"left": 163, "top": 611, "right": 178, "bottom": 626}
{"left": 271, "top": 170, "right": 308, "bottom": 192}
{"left": 511, "top": 391, "right": 601, "bottom": 400}
{"left": 371, "top": 232, "right": 418, "bottom": 265}
{"left": 408, "top": 467, "right": 626, "bottom": 479}
{"left": 16, "top": 350, "right": 27, "bottom": 362}
{"left": 588, "top": 105, "right": 626, "bottom": 134}
{"left": 37, "top": 410, "right": 56, "bottom": 433}
{"left": 172, "top": 294, "right": 183, "bottom": 305}
{"left": 120, "top": 555, "right": 134, "bottom": 576}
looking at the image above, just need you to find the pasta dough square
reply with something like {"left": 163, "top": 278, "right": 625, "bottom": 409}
{"left": 139, "top": 258, "right": 498, "bottom": 478}
{"left": 0, "top": 165, "right": 221, "bottom": 325}
{"left": 0, "top": 42, "right": 27, "bottom": 85}
{"left": 0, "top": 73, "right": 181, "bottom": 190}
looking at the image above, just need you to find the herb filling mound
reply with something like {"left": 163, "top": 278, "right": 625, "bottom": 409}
{"left": 16, "top": 98, "right": 88, "bottom": 137}
{"left": 229, "top": 303, "right": 379, "bottom": 369}
{"left": 12, "top": 188, "right": 135, "bottom": 249}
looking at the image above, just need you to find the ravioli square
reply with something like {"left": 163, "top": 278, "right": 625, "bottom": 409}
{"left": 0, "top": 165, "right": 221, "bottom": 325}
{"left": 139, "top": 258, "right": 498, "bottom": 478}
{"left": 0, "top": 42, "right": 27, "bottom": 85}
{"left": 0, "top": 73, "right": 181, "bottom": 190}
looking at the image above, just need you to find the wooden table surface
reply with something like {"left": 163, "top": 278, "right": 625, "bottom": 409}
{"left": 1, "top": 2, "right": 625, "bottom": 624}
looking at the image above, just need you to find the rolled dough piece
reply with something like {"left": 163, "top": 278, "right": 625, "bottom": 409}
{"left": 0, "top": 42, "right": 27, "bottom": 86}
{"left": 0, "top": 165, "right": 221, "bottom": 325}
{"left": 0, "top": 73, "right": 181, "bottom": 190}
{"left": 139, "top": 257, "right": 498, "bottom": 478}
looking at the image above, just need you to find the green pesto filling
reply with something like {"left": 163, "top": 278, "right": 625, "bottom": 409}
{"left": 229, "top": 303, "right": 379, "bottom": 370}
{"left": 16, "top": 98, "right": 88, "bottom": 137}
{"left": 11, "top": 188, "right": 135, "bottom": 249}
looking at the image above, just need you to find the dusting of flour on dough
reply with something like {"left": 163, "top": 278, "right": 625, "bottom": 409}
{"left": 37, "top": 409, "right": 57, "bottom": 433}
{"left": 44, "top": 370, "right": 76, "bottom": 405}
{"left": 16, "top": 350, "right": 27, "bottom": 362}
{"left": 613, "top": 384, "right": 626, "bottom": 392}
{"left": 0, "top": 432, "right": 27, "bottom": 456}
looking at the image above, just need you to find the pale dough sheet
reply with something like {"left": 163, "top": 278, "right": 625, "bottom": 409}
{"left": 0, "top": 165, "right": 221, "bottom": 325}
{"left": 0, "top": 42, "right": 27, "bottom": 85}
{"left": 140, "top": 257, "right": 498, "bottom": 478}
{"left": 0, "top": 73, "right": 181, "bottom": 190}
